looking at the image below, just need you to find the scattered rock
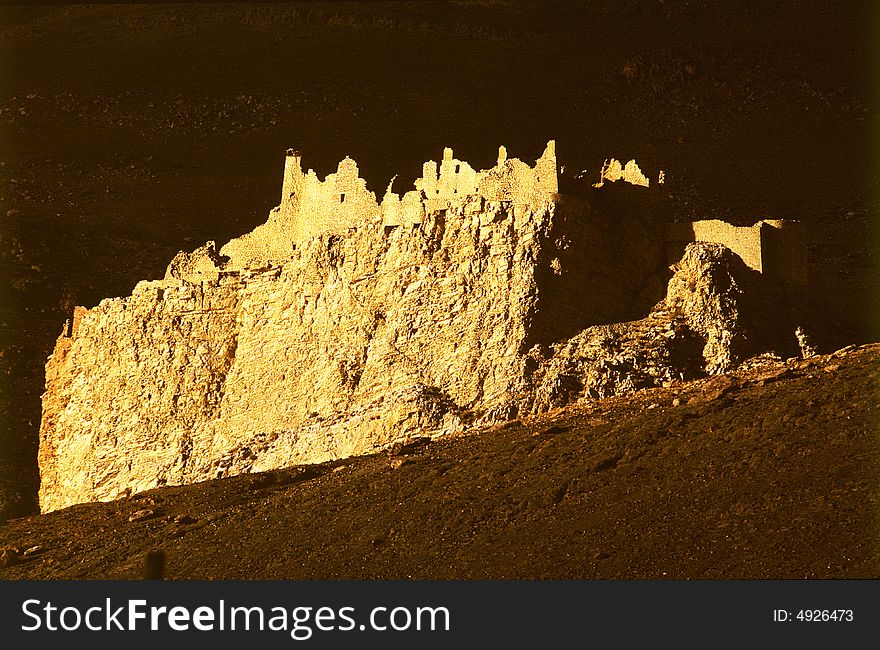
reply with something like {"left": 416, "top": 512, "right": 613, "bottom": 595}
{"left": 533, "top": 424, "right": 569, "bottom": 437}
{"left": 795, "top": 326, "right": 819, "bottom": 358}
{"left": 592, "top": 453, "right": 623, "bottom": 472}
{"left": 753, "top": 367, "right": 792, "bottom": 386}
{"left": 688, "top": 375, "right": 737, "bottom": 404}
{"left": 172, "top": 514, "right": 196, "bottom": 525}
{"left": 128, "top": 508, "right": 157, "bottom": 522}
{"left": 22, "top": 545, "right": 44, "bottom": 557}
{"left": 0, "top": 546, "right": 21, "bottom": 567}
{"left": 388, "top": 437, "right": 431, "bottom": 457}
{"left": 671, "top": 397, "right": 682, "bottom": 407}
{"left": 389, "top": 457, "right": 411, "bottom": 470}
{"left": 489, "top": 419, "right": 522, "bottom": 432}
{"left": 129, "top": 495, "right": 159, "bottom": 506}
{"left": 823, "top": 364, "right": 841, "bottom": 373}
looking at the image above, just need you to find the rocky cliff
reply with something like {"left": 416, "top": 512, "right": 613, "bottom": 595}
{"left": 38, "top": 146, "right": 806, "bottom": 512}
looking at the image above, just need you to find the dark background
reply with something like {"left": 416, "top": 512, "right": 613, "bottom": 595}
{"left": 1, "top": 1, "right": 877, "bottom": 517}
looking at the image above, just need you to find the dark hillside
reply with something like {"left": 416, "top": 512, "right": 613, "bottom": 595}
{"left": 2, "top": 345, "right": 877, "bottom": 579}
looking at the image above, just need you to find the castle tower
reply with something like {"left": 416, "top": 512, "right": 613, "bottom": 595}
{"left": 535, "top": 140, "right": 559, "bottom": 195}
{"left": 281, "top": 148, "right": 303, "bottom": 208}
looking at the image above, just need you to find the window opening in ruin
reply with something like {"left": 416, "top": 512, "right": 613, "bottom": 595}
{"left": 455, "top": 164, "right": 460, "bottom": 173}
{"left": 339, "top": 193, "right": 346, "bottom": 203}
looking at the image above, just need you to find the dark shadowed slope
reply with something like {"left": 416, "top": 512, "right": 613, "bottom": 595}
{"left": 2, "top": 344, "right": 877, "bottom": 579}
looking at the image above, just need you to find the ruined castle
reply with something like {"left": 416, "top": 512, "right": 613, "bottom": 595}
{"left": 38, "top": 142, "right": 809, "bottom": 512}
{"left": 169, "top": 142, "right": 560, "bottom": 279}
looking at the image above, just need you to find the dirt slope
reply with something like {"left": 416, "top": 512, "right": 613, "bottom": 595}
{"left": 2, "top": 344, "right": 877, "bottom": 579}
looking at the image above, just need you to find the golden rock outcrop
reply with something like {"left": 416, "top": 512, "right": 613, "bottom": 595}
{"left": 38, "top": 143, "right": 808, "bottom": 512}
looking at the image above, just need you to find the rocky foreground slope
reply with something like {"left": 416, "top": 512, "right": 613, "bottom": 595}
{"left": 5, "top": 343, "right": 878, "bottom": 579}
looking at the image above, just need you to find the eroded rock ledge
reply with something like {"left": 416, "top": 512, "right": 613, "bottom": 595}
{"left": 38, "top": 144, "right": 809, "bottom": 512}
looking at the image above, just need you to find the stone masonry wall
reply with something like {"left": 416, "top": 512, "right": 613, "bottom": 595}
{"left": 666, "top": 219, "right": 807, "bottom": 288}
{"left": 217, "top": 142, "right": 559, "bottom": 270}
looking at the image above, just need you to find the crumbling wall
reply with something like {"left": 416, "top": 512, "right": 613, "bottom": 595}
{"left": 414, "top": 147, "right": 480, "bottom": 214}
{"left": 222, "top": 154, "right": 381, "bottom": 267}
{"left": 220, "top": 142, "right": 559, "bottom": 270}
{"left": 476, "top": 141, "right": 559, "bottom": 208}
{"left": 595, "top": 158, "right": 651, "bottom": 187}
{"left": 279, "top": 149, "right": 305, "bottom": 222}
{"left": 164, "top": 240, "right": 225, "bottom": 284}
{"left": 527, "top": 240, "right": 805, "bottom": 411}
{"left": 665, "top": 219, "right": 807, "bottom": 289}
{"left": 380, "top": 183, "right": 425, "bottom": 228}
{"left": 692, "top": 220, "right": 764, "bottom": 272}
{"left": 412, "top": 141, "right": 558, "bottom": 214}
{"left": 218, "top": 207, "right": 296, "bottom": 266}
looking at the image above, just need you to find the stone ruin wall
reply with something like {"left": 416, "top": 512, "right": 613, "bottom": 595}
{"left": 594, "top": 157, "right": 652, "bottom": 188}
{"left": 595, "top": 158, "right": 807, "bottom": 290}
{"left": 666, "top": 219, "right": 807, "bottom": 288}
{"left": 220, "top": 142, "right": 559, "bottom": 269}
{"left": 38, "top": 143, "right": 809, "bottom": 512}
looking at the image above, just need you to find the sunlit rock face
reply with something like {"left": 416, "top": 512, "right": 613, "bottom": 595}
{"left": 38, "top": 144, "right": 804, "bottom": 512}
